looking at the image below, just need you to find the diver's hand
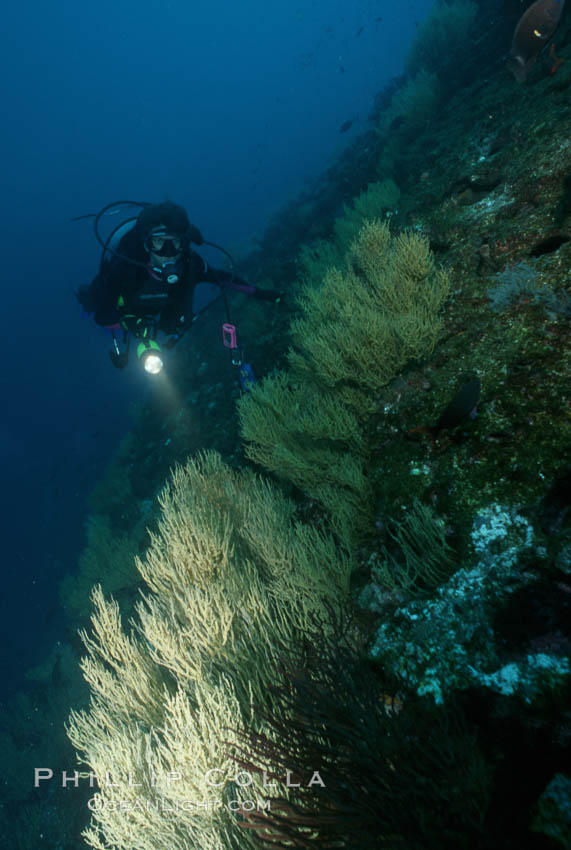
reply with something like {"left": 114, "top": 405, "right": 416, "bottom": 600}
{"left": 255, "top": 288, "right": 286, "bottom": 303}
{"left": 109, "top": 350, "right": 129, "bottom": 369}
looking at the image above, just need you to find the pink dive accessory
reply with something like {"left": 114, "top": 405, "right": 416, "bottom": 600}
{"left": 222, "top": 323, "right": 237, "bottom": 348}
{"left": 222, "top": 323, "right": 242, "bottom": 365}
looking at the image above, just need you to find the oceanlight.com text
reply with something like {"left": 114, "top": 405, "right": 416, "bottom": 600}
{"left": 87, "top": 797, "right": 272, "bottom": 813}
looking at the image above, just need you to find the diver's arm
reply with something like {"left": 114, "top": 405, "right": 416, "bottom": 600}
{"left": 197, "top": 257, "right": 284, "bottom": 302}
{"left": 77, "top": 273, "right": 121, "bottom": 327}
{"left": 94, "top": 259, "right": 151, "bottom": 329}
{"left": 86, "top": 256, "right": 129, "bottom": 326}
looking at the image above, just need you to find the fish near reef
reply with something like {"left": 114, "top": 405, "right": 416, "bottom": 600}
{"left": 339, "top": 116, "right": 358, "bottom": 133}
{"left": 508, "top": 0, "right": 566, "bottom": 82}
{"left": 408, "top": 376, "right": 481, "bottom": 444}
{"left": 434, "top": 376, "right": 481, "bottom": 434}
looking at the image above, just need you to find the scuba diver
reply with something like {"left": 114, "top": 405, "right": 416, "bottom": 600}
{"left": 75, "top": 200, "right": 283, "bottom": 375}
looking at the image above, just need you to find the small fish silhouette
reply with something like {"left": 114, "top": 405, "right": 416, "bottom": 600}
{"left": 339, "top": 116, "right": 358, "bottom": 133}
{"left": 408, "top": 376, "right": 481, "bottom": 445}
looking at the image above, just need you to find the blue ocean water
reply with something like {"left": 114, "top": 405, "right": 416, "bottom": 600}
{"left": 0, "top": 0, "right": 434, "bottom": 696}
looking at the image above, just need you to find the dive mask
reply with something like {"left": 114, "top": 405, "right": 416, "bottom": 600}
{"left": 144, "top": 227, "right": 184, "bottom": 257}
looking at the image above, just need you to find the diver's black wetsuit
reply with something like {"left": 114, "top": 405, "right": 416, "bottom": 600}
{"left": 85, "top": 226, "right": 259, "bottom": 337}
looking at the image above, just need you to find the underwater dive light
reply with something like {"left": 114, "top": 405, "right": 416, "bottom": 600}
{"left": 137, "top": 339, "right": 164, "bottom": 375}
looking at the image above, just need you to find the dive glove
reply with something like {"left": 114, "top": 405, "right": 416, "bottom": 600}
{"left": 255, "top": 288, "right": 286, "bottom": 303}
{"left": 109, "top": 350, "right": 129, "bottom": 369}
